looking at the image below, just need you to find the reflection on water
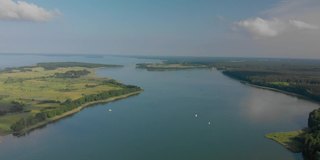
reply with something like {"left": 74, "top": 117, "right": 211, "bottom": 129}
{"left": 0, "top": 55, "right": 318, "bottom": 160}
{"left": 241, "top": 87, "right": 319, "bottom": 127}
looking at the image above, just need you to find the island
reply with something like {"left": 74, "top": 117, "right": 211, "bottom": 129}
{"left": 0, "top": 62, "right": 142, "bottom": 136}
{"left": 136, "top": 63, "right": 211, "bottom": 71}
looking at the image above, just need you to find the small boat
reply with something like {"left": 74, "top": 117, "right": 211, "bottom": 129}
{"left": 195, "top": 114, "right": 198, "bottom": 118}
{"left": 108, "top": 109, "right": 112, "bottom": 112}
{"left": 208, "top": 121, "right": 211, "bottom": 125}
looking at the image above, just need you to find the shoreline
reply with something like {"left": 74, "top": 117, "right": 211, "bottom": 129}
{"left": 225, "top": 76, "right": 320, "bottom": 104}
{"left": 220, "top": 71, "right": 319, "bottom": 154}
{"left": 244, "top": 82, "right": 314, "bottom": 102}
{"left": 265, "top": 130, "right": 305, "bottom": 153}
{"left": 8, "top": 90, "right": 142, "bottom": 137}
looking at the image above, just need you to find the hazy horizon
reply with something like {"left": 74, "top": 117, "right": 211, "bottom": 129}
{"left": 1, "top": 52, "right": 320, "bottom": 60}
{"left": 0, "top": 0, "right": 319, "bottom": 58}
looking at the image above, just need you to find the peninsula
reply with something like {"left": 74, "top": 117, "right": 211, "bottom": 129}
{"left": 0, "top": 62, "right": 142, "bottom": 136}
{"left": 136, "top": 63, "right": 211, "bottom": 71}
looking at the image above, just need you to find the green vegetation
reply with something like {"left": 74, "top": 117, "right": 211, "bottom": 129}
{"left": 136, "top": 63, "right": 211, "bottom": 71}
{"left": 36, "top": 62, "right": 122, "bottom": 70}
{"left": 212, "top": 60, "right": 320, "bottom": 102}
{"left": 266, "top": 130, "right": 305, "bottom": 153}
{"left": 303, "top": 109, "right": 320, "bottom": 160}
{"left": 0, "top": 62, "right": 141, "bottom": 135}
{"left": 269, "top": 81, "right": 290, "bottom": 86}
{"left": 54, "top": 69, "right": 90, "bottom": 78}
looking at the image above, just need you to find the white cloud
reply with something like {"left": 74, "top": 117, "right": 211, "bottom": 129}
{"left": 237, "top": 18, "right": 285, "bottom": 37}
{"left": 235, "top": 0, "right": 320, "bottom": 38}
{"left": 237, "top": 17, "right": 318, "bottom": 37}
{"left": 290, "top": 20, "right": 319, "bottom": 30}
{"left": 0, "top": 0, "right": 59, "bottom": 22}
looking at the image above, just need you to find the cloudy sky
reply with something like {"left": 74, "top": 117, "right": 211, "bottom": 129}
{"left": 0, "top": 0, "right": 319, "bottom": 58}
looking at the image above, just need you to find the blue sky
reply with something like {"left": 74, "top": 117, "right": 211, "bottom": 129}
{"left": 0, "top": 0, "right": 319, "bottom": 58}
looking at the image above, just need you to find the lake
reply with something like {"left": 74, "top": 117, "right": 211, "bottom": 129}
{"left": 0, "top": 55, "right": 318, "bottom": 160}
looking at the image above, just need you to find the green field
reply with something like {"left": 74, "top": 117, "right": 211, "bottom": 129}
{"left": 0, "top": 62, "right": 141, "bottom": 135}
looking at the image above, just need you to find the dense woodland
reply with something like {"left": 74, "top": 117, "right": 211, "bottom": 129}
{"left": 306, "top": 109, "right": 320, "bottom": 160}
{"left": 54, "top": 70, "right": 90, "bottom": 78}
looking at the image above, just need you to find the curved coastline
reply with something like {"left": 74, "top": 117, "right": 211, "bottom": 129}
{"left": 242, "top": 82, "right": 317, "bottom": 103}
{"left": 9, "top": 90, "right": 143, "bottom": 137}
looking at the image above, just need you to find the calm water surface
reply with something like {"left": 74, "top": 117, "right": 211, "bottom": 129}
{"left": 0, "top": 55, "right": 318, "bottom": 160}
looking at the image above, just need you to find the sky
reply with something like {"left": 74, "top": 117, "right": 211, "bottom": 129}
{"left": 0, "top": 0, "right": 319, "bottom": 58}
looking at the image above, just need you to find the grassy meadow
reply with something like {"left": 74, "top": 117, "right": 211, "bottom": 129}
{"left": 0, "top": 62, "right": 141, "bottom": 135}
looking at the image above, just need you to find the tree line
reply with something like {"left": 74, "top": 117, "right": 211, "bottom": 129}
{"left": 10, "top": 86, "right": 141, "bottom": 133}
{"left": 54, "top": 70, "right": 90, "bottom": 78}
{"left": 222, "top": 71, "right": 320, "bottom": 102}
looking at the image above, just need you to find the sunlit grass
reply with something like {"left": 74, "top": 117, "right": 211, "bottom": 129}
{"left": 0, "top": 65, "right": 123, "bottom": 133}
{"left": 266, "top": 130, "right": 305, "bottom": 153}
